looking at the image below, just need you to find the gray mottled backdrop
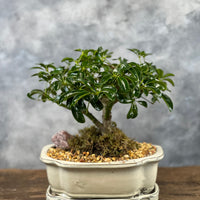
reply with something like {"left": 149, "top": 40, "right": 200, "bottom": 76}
{"left": 1, "top": 0, "right": 200, "bottom": 169}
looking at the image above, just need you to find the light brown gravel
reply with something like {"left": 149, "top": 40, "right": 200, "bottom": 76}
{"left": 47, "top": 142, "right": 157, "bottom": 163}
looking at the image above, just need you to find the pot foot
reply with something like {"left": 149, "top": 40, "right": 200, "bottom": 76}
{"left": 46, "top": 183, "right": 159, "bottom": 200}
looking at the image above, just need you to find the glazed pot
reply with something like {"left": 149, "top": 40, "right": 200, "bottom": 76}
{"left": 40, "top": 144, "right": 164, "bottom": 199}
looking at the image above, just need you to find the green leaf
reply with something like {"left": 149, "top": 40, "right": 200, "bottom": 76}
{"left": 129, "top": 66, "right": 141, "bottom": 81}
{"left": 146, "top": 86, "right": 161, "bottom": 97}
{"left": 156, "top": 69, "right": 164, "bottom": 77}
{"left": 134, "top": 88, "right": 142, "bottom": 98}
{"left": 117, "top": 62, "right": 129, "bottom": 73}
{"left": 129, "top": 67, "right": 139, "bottom": 79}
{"left": 69, "top": 65, "right": 80, "bottom": 74}
{"left": 156, "top": 81, "right": 167, "bottom": 90}
{"left": 143, "top": 88, "right": 149, "bottom": 96}
{"left": 47, "top": 64, "right": 56, "bottom": 70}
{"left": 100, "top": 73, "right": 112, "bottom": 85}
{"left": 161, "top": 94, "right": 173, "bottom": 111}
{"left": 31, "top": 73, "right": 40, "bottom": 77}
{"left": 74, "top": 49, "right": 82, "bottom": 52}
{"left": 41, "top": 93, "right": 48, "bottom": 102}
{"left": 148, "top": 63, "right": 156, "bottom": 73}
{"left": 151, "top": 95, "right": 158, "bottom": 103}
{"left": 127, "top": 102, "right": 138, "bottom": 119}
{"left": 27, "top": 89, "right": 45, "bottom": 100}
{"left": 66, "top": 97, "right": 73, "bottom": 108}
{"left": 135, "top": 67, "right": 142, "bottom": 80}
{"left": 128, "top": 49, "right": 151, "bottom": 58}
{"left": 101, "top": 86, "right": 117, "bottom": 101}
{"left": 124, "top": 75, "right": 136, "bottom": 88}
{"left": 71, "top": 91, "right": 90, "bottom": 106}
{"left": 31, "top": 66, "right": 44, "bottom": 70}
{"left": 137, "top": 101, "right": 148, "bottom": 108}
{"left": 54, "top": 67, "right": 65, "bottom": 73}
{"left": 128, "top": 49, "right": 141, "bottom": 57}
{"left": 90, "top": 95, "right": 103, "bottom": 111}
{"left": 86, "top": 76, "right": 96, "bottom": 89}
{"left": 27, "top": 92, "right": 35, "bottom": 100}
{"left": 71, "top": 106, "right": 85, "bottom": 123}
{"left": 61, "top": 57, "right": 74, "bottom": 62}
{"left": 90, "top": 65, "right": 99, "bottom": 72}
{"left": 141, "top": 51, "right": 151, "bottom": 58}
{"left": 77, "top": 100, "right": 86, "bottom": 111}
{"left": 117, "top": 77, "right": 130, "bottom": 92}
{"left": 164, "top": 78, "right": 175, "bottom": 86}
{"left": 163, "top": 73, "right": 175, "bottom": 78}
{"left": 37, "top": 63, "right": 47, "bottom": 69}
{"left": 60, "top": 91, "right": 79, "bottom": 103}
{"left": 31, "top": 71, "right": 48, "bottom": 78}
{"left": 51, "top": 81, "right": 60, "bottom": 91}
{"left": 117, "top": 93, "right": 132, "bottom": 104}
{"left": 141, "top": 65, "right": 149, "bottom": 72}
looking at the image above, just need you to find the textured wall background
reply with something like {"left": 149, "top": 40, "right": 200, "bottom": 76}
{"left": 1, "top": 0, "right": 200, "bottom": 169}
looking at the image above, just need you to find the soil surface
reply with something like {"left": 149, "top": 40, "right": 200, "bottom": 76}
{"left": 47, "top": 142, "right": 156, "bottom": 162}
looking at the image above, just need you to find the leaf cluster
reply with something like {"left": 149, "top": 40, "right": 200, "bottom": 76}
{"left": 27, "top": 47, "right": 174, "bottom": 124}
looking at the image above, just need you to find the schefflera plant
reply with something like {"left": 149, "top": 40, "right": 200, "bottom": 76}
{"left": 28, "top": 47, "right": 174, "bottom": 156}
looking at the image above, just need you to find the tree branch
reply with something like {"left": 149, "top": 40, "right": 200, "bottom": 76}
{"left": 83, "top": 110, "right": 104, "bottom": 130}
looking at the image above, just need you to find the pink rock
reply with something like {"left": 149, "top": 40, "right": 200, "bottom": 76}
{"left": 51, "top": 130, "right": 72, "bottom": 149}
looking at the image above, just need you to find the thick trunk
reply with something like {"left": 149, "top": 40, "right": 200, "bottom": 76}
{"left": 102, "top": 99, "right": 114, "bottom": 133}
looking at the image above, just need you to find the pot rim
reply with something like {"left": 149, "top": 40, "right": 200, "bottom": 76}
{"left": 40, "top": 144, "right": 164, "bottom": 168}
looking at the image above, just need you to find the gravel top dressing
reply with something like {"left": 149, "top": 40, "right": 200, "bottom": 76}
{"left": 47, "top": 142, "right": 156, "bottom": 163}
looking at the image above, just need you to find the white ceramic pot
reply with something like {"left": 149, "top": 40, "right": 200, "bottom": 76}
{"left": 40, "top": 144, "right": 164, "bottom": 199}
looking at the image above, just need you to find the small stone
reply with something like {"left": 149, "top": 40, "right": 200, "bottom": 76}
{"left": 51, "top": 130, "right": 72, "bottom": 149}
{"left": 104, "top": 158, "right": 111, "bottom": 162}
{"left": 124, "top": 155, "right": 129, "bottom": 159}
{"left": 76, "top": 150, "right": 80, "bottom": 155}
{"left": 97, "top": 156, "right": 101, "bottom": 161}
{"left": 111, "top": 157, "right": 116, "bottom": 161}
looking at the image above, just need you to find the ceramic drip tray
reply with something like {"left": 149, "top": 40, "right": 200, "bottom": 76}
{"left": 46, "top": 183, "right": 159, "bottom": 200}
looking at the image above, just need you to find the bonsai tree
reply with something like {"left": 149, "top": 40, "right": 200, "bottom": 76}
{"left": 28, "top": 47, "right": 174, "bottom": 157}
